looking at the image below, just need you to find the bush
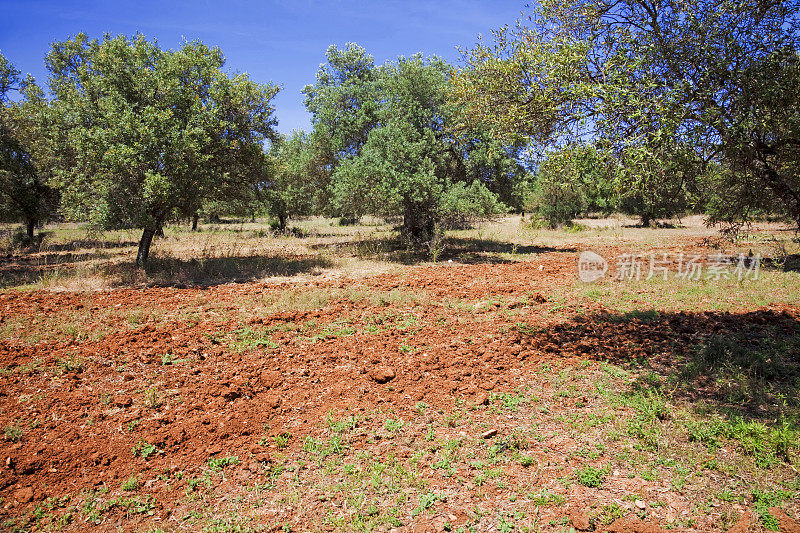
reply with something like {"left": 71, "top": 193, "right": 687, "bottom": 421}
{"left": 438, "top": 181, "right": 508, "bottom": 229}
{"left": 530, "top": 178, "right": 586, "bottom": 228}
{"left": 575, "top": 464, "right": 609, "bottom": 487}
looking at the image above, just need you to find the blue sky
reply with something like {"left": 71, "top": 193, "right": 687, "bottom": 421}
{"left": 0, "top": 0, "right": 526, "bottom": 133}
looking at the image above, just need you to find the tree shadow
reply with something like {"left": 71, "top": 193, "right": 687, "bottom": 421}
{"left": 513, "top": 309, "right": 800, "bottom": 423}
{"left": 310, "top": 236, "right": 576, "bottom": 265}
{"left": 0, "top": 253, "right": 334, "bottom": 288}
{"left": 123, "top": 254, "right": 335, "bottom": 287}
{"left": 41, "top": 240, "right": 139, "bottom": 252}
{"left": 782, "top": 254, "right": 800, "bottom": 272}
{"left": 445, "top": 238, "right": 578, "bottom": 264}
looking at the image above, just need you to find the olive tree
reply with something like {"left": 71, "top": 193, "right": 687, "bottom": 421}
{"left": 0, "top": 52, "right": 58, "bottom": 240}
{"left": 47, "top": 34, "right": 279, "bottom": 264}
{"left": 306, "top": 47, "right": 519, "bottom": 251}
{"left": 452, "top": 0, "right": 800, "bottom": 228}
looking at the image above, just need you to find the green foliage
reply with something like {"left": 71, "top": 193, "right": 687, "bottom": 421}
{"left": 207, "top": 456, "right": 240, "bottom": 472}
{"left": 526, "top": 144, "right": 619, "bottom": 227}
{"left": 120, "top": 476, "right": 139, "bottom": 491}
{"left": 412, "top": 492, "right": 445, "bottom": 517}
{"left": 46, "top": 33, "right": 279, "bottom": 263}
{"left": 575, "top": 464, "right": 609, "bottom": 488}
{"left": 753, "top": 490, "right": 792, "bottom": 530}
{"left": 0, "top": 52, "right": 58, "bottom": 239}
{"left": 306, "top": 46, "right": 519, "bottom": 251}
{"left": 439, "top": 180, "right": 508, "bottom": 229}
{"left": 3, "top": 424, "right": 22, "bottom": 442}
{"left": 529, "top": 489, "right": 566, "bottom": 506}
{"left": 453, "top": 0, "right": 800, "bottom": 228}
{"left": 132, "top": 439, "right": 159, "bottom": 459}
{"left": 262, "top": 131, "right": 321, "bottom": 229}
{"left": 624, "top": 388, "right": 670, "bottom": 451}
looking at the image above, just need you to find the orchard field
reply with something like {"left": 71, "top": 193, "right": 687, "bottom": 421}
{"left": 0, "top": 216, "right": 799, "bottom": 532}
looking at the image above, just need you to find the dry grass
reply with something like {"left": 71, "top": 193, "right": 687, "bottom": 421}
{"left": 1, "top": 215, "right": 798, "bottom": 291}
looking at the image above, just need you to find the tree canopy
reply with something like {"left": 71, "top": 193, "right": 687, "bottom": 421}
{"left": 0, "top": 52, "right": 58, "bottom": 240}
{"left": 46, "top": 34, "right": 279, "bottom": 263}
{"left": 305, "top": 45, "right": 524, "bottom": 250}
{"left": 452, "top": 0, "right": 800, "bottom": 228}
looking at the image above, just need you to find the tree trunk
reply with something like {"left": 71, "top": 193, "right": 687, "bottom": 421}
{"left": 155, "top": 225, "right": 165, "bottom": 238}
{"left": 136, "top": 228, "right": 156, "bottom": 266}
{"left": 277, "top": 213, "right": 287, "bottom": 231}
{"left": 762, "top": 165, "right": 800, "bottom": 229}
{"left": 402, "top": 204, "right": 435, "bottom": 246}
{"left": 25, "top": 219, "right": 36, "bottom": 241}
{"left": 191, "top": 214, "right": 199, "bottom": 231}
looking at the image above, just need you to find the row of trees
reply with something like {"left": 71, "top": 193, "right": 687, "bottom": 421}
{"left": 2, "top": 1, "right": 800, "bottom": 265}
{"left": 1, "top": 34, "right": 279, "bottom": 264}
{"left": 1, "top": 38, "right": 528, "bottom": 263}
{"left": 450, "top": 0, "right": 800, "bottom": 230}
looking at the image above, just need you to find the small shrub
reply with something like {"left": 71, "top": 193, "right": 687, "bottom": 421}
{"left": 576, "top": 464, "right": 609, "bottom": 488}
{"left": 3, "top": 425, "right": 23, "bottom": 442}
{"left": 132, "top": 440, "right": 159, "bottom": 459}
{"left": 207, "top": 456, "right": 240, "bottom": 472}
{"left": 121, "top": 476, "right": 139, "bottom": 491}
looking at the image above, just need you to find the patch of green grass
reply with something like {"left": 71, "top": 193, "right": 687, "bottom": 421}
{"left": 600, "top": 309, "right": 660, "bottom": 323}
{"left": 727, "top": 417, "right": 796, "bottom": 467}
{"left": 112, "top": 495, "right": 155, "bottom": 515}
{"left": 384, "top": 419, "right": 404, "bottom": 434}
{"left": 529, "top": 489, "right": 566, "bottom": 506}
{"left": 121, "top": 476, "right": 139, "bottom": 491}
{"left": 132, "top": 439, "right": 160, "bottom": 459}
{"left": 3, "top": 424, "right": 23, "bottom": 442}
{"left": 575, "top": 464, "right": 610, "bottom": 488}
{"left": 624, "top": 388, "right": 670, "bottom": 451}
{"left": 230, "top": 326, "right": 279, "bottom": 351}
{"left": 412, "top": 492, "right": 446, "bottom": 517}
{"left": 597, "top": 502, "right": 626, "bottom": 525}
{"left": 207, "top": 456, "right": 240, "bottom": 472}
{"left": 142, "top": 387, "right": 164, "bottom": 409}
{"left": 160, "top": 353, "right": 189, "bottom": 365}
{"left": 679, "top": 325, "right": 800, "bottom": 421}
{"left": 273, "top": 433, "right": 291, "bottom": 449}
{"left": 56, "top": 356, "right": 85, "bottom": 373}
{"left": 301, "top": 434, "right": 346, "bottom": 464}
{"left": 326, "top": 413, "right": 360, "bottom": 433}
{"left": 753, "top": 489, "right": 793, "bottom": 530}
{"left": 490, "top": 392, "right": 528, "bottom": 411}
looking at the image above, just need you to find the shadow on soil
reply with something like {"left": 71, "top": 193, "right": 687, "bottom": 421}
{"left": 314, "top": 236, "right": 576, "bottom": 265}
{"left": 132, "top": 254, "right": 335, "bottom": 287}
{"left": 515, "top": 309, "right": 800, "bottom": 424}
{"left": 41, "top": 239, "right": 139, "bottom": 252}
{"left": 0, "top": 253, "right": 334, "bottom": 288}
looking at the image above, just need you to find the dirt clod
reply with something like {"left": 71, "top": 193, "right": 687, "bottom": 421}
{"left": 369, "top": 366, "right": 396, "bottom": 384}
{"left": 113, "top": 395, "right": 132, "bottom": 407}
{"left": 769, "top": 508, "right": 800, "bottom": 533}
{"left": 264, "top": 394, "right": 281, "bottom": 409}
{"left": 13, "top": 487, "right": 32, "bottom": 504}
{"left": 569, "top": 509, "right": 591, "bottom": 531}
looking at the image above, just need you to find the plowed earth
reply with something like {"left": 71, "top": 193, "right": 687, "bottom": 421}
{"left": 0, "top": 248, "right": 798, "bottom": 532}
